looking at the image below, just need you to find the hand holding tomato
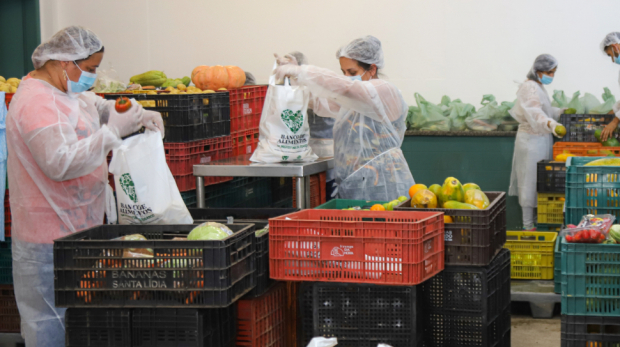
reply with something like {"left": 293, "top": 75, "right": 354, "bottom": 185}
{"left": 115, "top": 96, "right": 132, "bottom": 113}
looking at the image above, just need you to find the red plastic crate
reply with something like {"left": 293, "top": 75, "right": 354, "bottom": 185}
{"left": 269, "top": 209, "right": 445, "bottom": 285}
{"left": 229, "top": 85, "right": 267, "bottom": 133}
{"left": 292, "top": 172, "right": 326, "bottom": 208}
{"left": 164, "top": 136, "right": 232, "bottom": 156}
{"left": 174, "top": 174, "right": 233, "bottom": 192}
{"left": 236, "top": 283, "right": 287, "bottom": 347}
{"left": 0, "top": 285, "right": 20, "bottom": 333}
{"left": 3, "top": 93, "right": 13, "bottom": 111}
{"left": 232, "top": 129, "right": 259, "bottom": 157}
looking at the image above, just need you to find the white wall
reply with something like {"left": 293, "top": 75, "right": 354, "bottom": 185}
{"left": 39, "top": 0, "right": 620, "bottom": 107}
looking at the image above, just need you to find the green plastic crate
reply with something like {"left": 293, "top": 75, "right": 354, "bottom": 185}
{"left": 565, "top": 156, "right": 620, "bottom": 226}
{"left": 554, "top": 236, "right": 562, "bottom": 294}
{"left": 561, "top": 237, "right": 620, "bottom": 316}
{"left": 315, "top": 199, "right": 388, "bottom": 210}
{"left": 180, "top": 190, "right": 197, "bottom": 208}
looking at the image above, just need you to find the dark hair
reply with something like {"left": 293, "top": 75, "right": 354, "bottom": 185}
{"left": 76, "top": 46, "right": 104, "bottom": 63}
{"left": 357, "top": 61, "right": 381, "bottom": 77}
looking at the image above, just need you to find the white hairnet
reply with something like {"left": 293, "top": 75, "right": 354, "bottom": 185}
{"left": 32, "top": 26, "right": 103, "bottom": 69}
{"left": 336, "top": 35, "right": 385, "bottom": 69}
{"left": 526, "top": 54, "right": 558, "bottom": 81}
{"left": 288, "top": 51, "right": 308, "bottom": 65}
{"left": 601, "top": 32, "right": 620, "bottom": 53}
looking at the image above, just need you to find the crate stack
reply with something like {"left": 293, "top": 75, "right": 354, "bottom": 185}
{"left": 229, "top": 86, "right": 267, "bottom": 157}
{"left": 391, "top": 192, "right": 510, "bottom": 346}
{"left": 57, "top": 223, "right": 258, "bottom": 347}
{"left": 267, "top": 208, "right": 446, "bottom": 347}
{"left": 505, "top": 231, "right": 556, "bottom": 280}
{"left": 558, "top": 155, "right": 620, "bottom": 345}
{"left": 536, "top": 160, "right": 565, "bottom": 232}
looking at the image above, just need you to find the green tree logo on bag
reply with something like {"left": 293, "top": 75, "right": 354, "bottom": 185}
{"left": 119, "top": 173, "right": 138, "bottom": 203}
{"left": 281, "top": 109, "right": 303, "bottom": 133}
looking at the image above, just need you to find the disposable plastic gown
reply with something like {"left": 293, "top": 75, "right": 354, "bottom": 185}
{"left": 7, "top": 78, "right": 121, "bottom": 346}
{"left": 307, "top": 108, "right": 335, "bottom": 158}
{"left": 298, "top": 65, "right": 414, "bottom": 201}
{"left": 508, "top": 80, "right": 561, "bottom": 208}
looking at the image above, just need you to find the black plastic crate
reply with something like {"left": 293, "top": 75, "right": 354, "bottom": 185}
{"left": 132, "top": 305, "right": 236, "bottom": 347}
{"left": 424, "top": 306, "right": 511, "bottom": 347}
{"left": 299, "top": 282, "right": 422, "bottom": 347}
{"left": 420, "top": 248, "right": 511, "bottom": 317}
{"left": 537, "top": 160, "right": 567, "bottom": 193}
{"left": 65, "top": 308, "right": 131, "bottom": 347}
{"left": 395, "top": 192, "right": 507, "bottom": 266}
{"left": 271, "top": 178, "right": 293, "bottom": 204}
{"left": 213, "top": 120, "right": 231, "bottom": 138}
{"left": 188, "top": 207, "right": 298, "bottom": 298}
{"left": 558, "top": 114, "right": 619, "bottom": 142}
{"left": 561, "top": 315, "right": 620, "bottom": 347}
{"left": 165, "top": 123, "right": 211, "bottom": 143}
{"left": 54, "top": 223, "right": 256, "bottom": 308}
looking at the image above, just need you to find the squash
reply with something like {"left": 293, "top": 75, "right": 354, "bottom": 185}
{"left": 191, "top": 65, "right": 246, "bottom": 91}
{"left": 225, "top": 65, "right": 246, "bottom": 89}
{"left": 192, "top": 65, "right": 229, "bottom": 91}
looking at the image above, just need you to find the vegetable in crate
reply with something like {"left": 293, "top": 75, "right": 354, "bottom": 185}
{"left": 563, "top": 227, "right": 606, "bottom": 243}
{"left": 584, "top": 158, "right": 620, "bottom": 166}
{"left": 191, "top": 65, "right": 246, "bottom": 90}
{"left": 188, "top": 222, "right": 233, "bottom": 240}
{"left": 115, "top": 96, "right": 132, "bottom": 113}
{"left": 129, "top": 70, "right": 167, "bottom": 87}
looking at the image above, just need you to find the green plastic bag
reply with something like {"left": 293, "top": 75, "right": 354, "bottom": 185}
{"left": 412, "top": 93, "right": 451, "bottom": 131}
{"left": 444, "top": 99, "right": 476, "bottom": 131}
{"left": 589, "top": 88, "right": 616, "bottom": 114}
{"left": 567, "top": 91, "right": 585, "bottom": 114}
{"left": 552, "top": 90, "right": 569, "bottom": 108}
{"left": 580, "top": 93, "right": 601, "bottom": 114}
{"left": 466, "top": 95, "right": 506, "bottom": 131}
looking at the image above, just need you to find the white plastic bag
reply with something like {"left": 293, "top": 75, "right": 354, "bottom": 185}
{"left": 306, "top": 337, "right": 338, "bottom": 347}
{"left": 109, "top": 130, "right": 193, "bottom": 224}
{"left": 250, "top": 63, "right": 318, "bottom": 163}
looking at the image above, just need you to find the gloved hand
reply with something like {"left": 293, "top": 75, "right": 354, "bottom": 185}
{"left": 106, "top": 99, "right": 144, "bottom": 138}
{"left": 274, "top": 64, "right": 301, "bottom": 82}
{"left": 549, "top": 120, "right": 562, "bottom": 138}
{"left": 274, "top": 53, "right": 299, "bottom": 66}
{"left": 142, "top": 110, "right": 165, "bottom": 138}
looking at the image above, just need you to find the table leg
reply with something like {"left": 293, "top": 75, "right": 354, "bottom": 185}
{"left": 196, "top": 176, "right": 205, "bottom": 208}
{"left": 304, "top": 175, "right": 311, "bottom": 208}
{"left": 296, "top": 176, "right": 305, "bottom": 209}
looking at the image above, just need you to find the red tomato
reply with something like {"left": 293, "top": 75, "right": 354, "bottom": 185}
{"left": 598, "top": 233, "right": 606, "bottom": 242}
{"left": 574, "top": 233, "right": 582, "bottom": 242}
{"left": 566, "top": 235, "right": 574, "bottom": 243}
{"left": 590, "top": 230, "right": 599, "bottom": 242}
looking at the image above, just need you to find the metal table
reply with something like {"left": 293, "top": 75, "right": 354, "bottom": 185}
{"left": 193, "top": 154, "right": 334, "bottom": 209}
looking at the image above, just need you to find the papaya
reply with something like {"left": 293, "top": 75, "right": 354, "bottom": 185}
{"left": 428, "top": 184, "right": 442, "bottom": 205}
{"left": 443, "top": 201, "right": 480, "bottom": 210}
{"left": 411, "top": 189, "right": 438, "bottom": 208}
{"left": 602, "top": 138, "right": 620, "bottom": 147}
{"left": 555, "top": 153, "right": 575, "bottom": 162}
{"left": 129, "top": 70, "right": 167, "bottom": 87}
{"left": 462, "top": 183, "right": 481, "bottom": 193}
{"left": 464, "top": 189, "right": 490, "bottom": 209}
{"left": 439, "top": 177, "right": 464, "bottom": 204}
{"left": 584, "top": 158, "right": 620, "bottom": 166}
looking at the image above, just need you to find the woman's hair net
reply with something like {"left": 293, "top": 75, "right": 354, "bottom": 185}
{"left": 244, "top": 72, "right": 256, "bottom": 85}
{"left": 336, "top": 35, "right": 385, "bottom": 69}
{"left": 526, "top": 54, "right": 558, "bottom": 82}
{"left": 601, "top": 32, "right": 620, "bottom": 53}
{"left": 32, "top": 26, "right": 103, "bottom": 69}
{"left": 288, "top": 51, "right": 308, "bottom": 65}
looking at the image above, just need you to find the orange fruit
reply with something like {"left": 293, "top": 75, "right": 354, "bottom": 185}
{"left": 408, "top": 184, "right": 428, "bottom": 198}
{"left": 370, "top": 204, "right": 386, "bottom": 211}
{"left": 444, "top": 215, "right": 453, "bottom": 223}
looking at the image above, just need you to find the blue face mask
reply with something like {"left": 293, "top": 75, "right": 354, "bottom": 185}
{"left": 347, "top": 71, "right": 367, "bottom": 82}
{"left": 540, "top": 74, "right": 553, "bottom": 85}
{"left": 615, "top": 54, "right": 620, "bottom": 65}
{"left": 64, "top": 61, "right": 97, "bottom": 95}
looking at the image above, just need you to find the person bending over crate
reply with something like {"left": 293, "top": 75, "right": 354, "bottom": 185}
{"left": 599, "top": 32, "right": 620, "bottom": 141}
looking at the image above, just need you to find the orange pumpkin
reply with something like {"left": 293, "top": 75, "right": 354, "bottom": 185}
{"left": 192, "top": 65, "right": 229, "bottom": 91}
{"left": 191, "top": 65, "right": 208, "bottom": 79}
{"left": 225, "top": 66, "right": 246, "bottom": 89}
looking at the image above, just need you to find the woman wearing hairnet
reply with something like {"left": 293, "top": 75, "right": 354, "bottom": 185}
{"left": 7, "top": 26, "right": 164, "bottom": 346}
{"left": 599, "top": 32, "right": 620, "bottom": 141}
{"left": 275, "top": 36, "right": 414, "bottom": 201}
{"left": 508, "top": 54, "right": 563, "bottom": 231}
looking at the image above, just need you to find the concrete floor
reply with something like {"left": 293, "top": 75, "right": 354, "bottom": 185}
{"left": 511, "top": 315, "right": 561, "bottom": 347}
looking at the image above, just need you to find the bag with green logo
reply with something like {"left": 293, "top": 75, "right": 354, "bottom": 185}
{"left": 250, "top": 63, "right": 318, "bottom": 163}
{"left": 109, "top": 130, "right": 193, "bottom": 225}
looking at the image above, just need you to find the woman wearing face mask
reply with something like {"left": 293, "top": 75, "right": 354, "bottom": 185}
{"left": 7, "top": 26, "right": 164, "bottom": 346}
{"left": 599, "top": 32, "right": 620, "bottom": 141}
{"left": 274, "top": 36, "right": 414, "bottom": 201}
{"left": 508, "top": 54, "right": 563, "bottom": 231}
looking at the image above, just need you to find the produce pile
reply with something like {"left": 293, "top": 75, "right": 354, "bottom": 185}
{"left": 92, "top": 65, "right": 247, "bottom": 94}
{"left": 562, "top": 215, "right": 620, "bottom": 244}
{"left": 0, "top": 76, "right": 20, "bottom": 93}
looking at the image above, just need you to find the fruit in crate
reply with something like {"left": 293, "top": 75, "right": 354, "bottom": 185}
{"left": 192, "top": 65, "right": 246, "bottom": 91}
{"left": 584, "top": 158, "right": 620, "bottom": 166}
{"left": 602, "top": 138, "right": 620, "bottom": 147}
{"left": 188, "top": 222, "right": 233, "bottom": 240}
{"left": 408, "top": 183, "right": 427, "bottom": 198}
{"left": 464, "top": 189, "right": 490, "bottom": 209}
{"left": 370, "top": 204, "right": 385, "bottom": 211}
{"left": 462, "top": 183, "right": 481, "bottom": 193}
{"left": 0, "top": 76, "right": 20, "bottom": 93}
{"left": 443, "top": 201, "right": 479, "bottom": 209}
{"left": 411, "top": 189, "right": 438, "bottom": 208}
{"left": 129, "top": 70, "right": 167, "bottom": 87}
{"left": 554, "top": 153, "right": 575, "bottom": 162}
{"left": 439, "top": 177, "right": 464, "bottom": 203}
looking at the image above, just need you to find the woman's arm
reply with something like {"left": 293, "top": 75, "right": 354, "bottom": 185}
{"left": 517, "top": 83, "right": 557, "bottom": 134}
